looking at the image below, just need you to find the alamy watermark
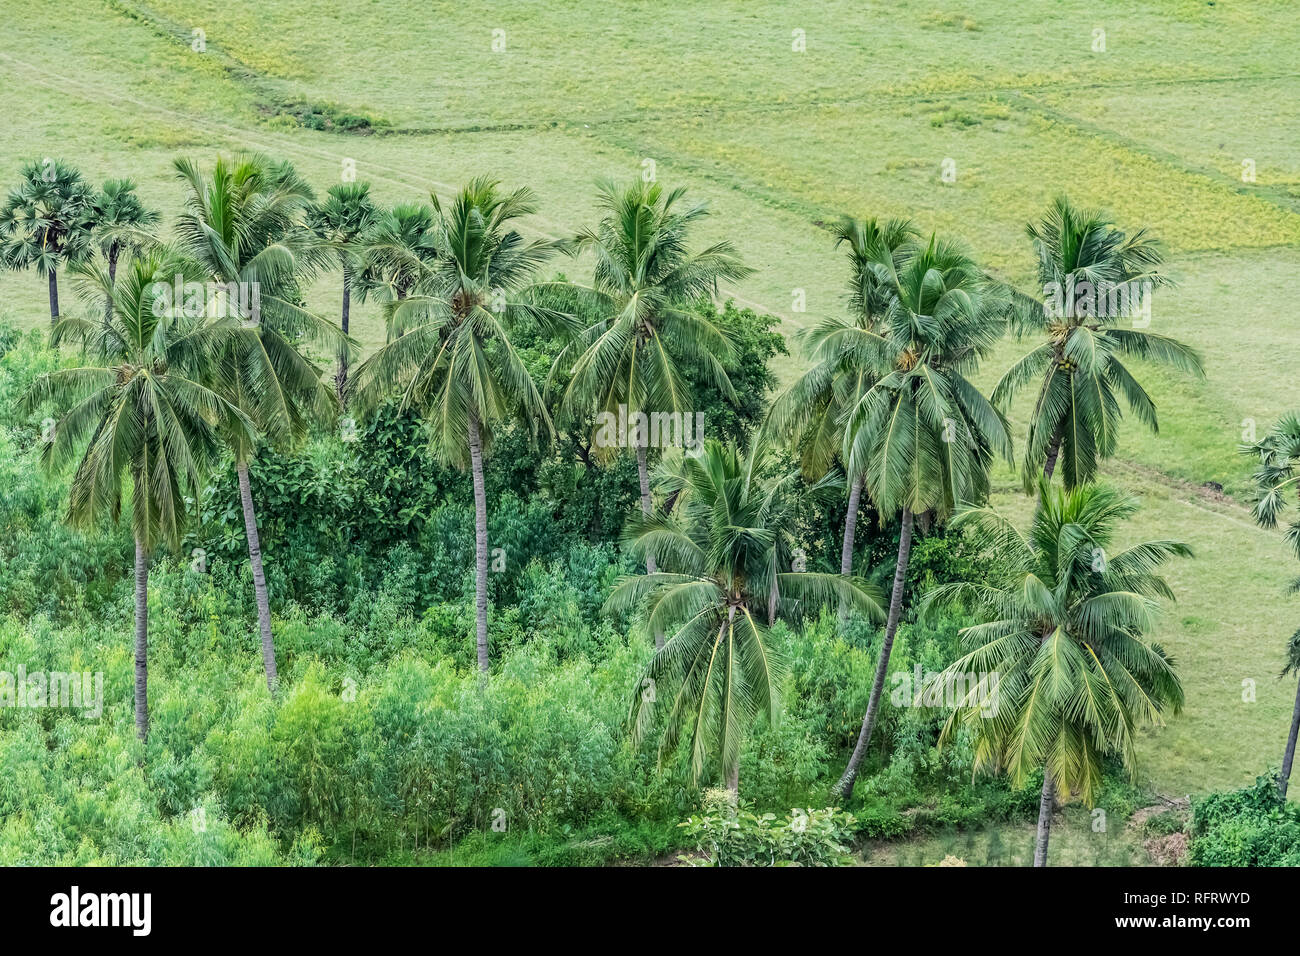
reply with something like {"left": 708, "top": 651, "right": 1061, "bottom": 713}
{"left": 149, "top": 275, "right": 261, "bottom": 326}
{"left": 1043, "top": 277, "right": 1153, "bottom": 327}
{"left": 891, "top": 664, "right": 1000, "bottom": 717}
{"left": 0, "top": 666, "right": 104, "bottom": 718}
{"left": 593, "top": 404, "right": 705, "bottom": 455}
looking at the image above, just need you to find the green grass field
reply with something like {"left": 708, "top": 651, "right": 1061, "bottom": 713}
{"left": 3, "top": 0, "right": 1299, "bottom": 802}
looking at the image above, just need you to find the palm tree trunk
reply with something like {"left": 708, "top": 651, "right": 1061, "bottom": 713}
{"left": 1043, "top": 428, "right": 1063, "bottom": 480}
{"left": 1279, "top": 680, "right": 1300, "bottom": 800}
{"left": 1034, "top": 767, "right": 1055, "bottom": 866}
{"left": 133, "top": 536, "right": 149, "bottom": 741}
{"left": 336, "top": 261, "right": 351, "bottom": 403}
{"left": 725, "top": 763, "right": 739, "bottom": 797}
{"left": 636, "top": 441, "right": 664, "bottom": 651}
{"left": 237, "top": 462, "right": 278, "bottom": 692}
{"left": 840, "top": 474, "right": 864, "bottom": 576}
{"left": 835, "top": 508, "right": 914, "bottom": 800}
{"left": 468, "top": 411, "right": 490, "bottom": 674}
{"left": 103, "top": 246, "right": 119, "bottom": 331}
{"left": 48, "top": 269, "right": 59, "bottom": 327}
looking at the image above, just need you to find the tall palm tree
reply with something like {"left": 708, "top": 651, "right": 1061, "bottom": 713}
{"left": 992, "top": 196, "right": 1203, "bottom": 488}
{"left": 833, "top": 234, "right": 1012, "bottom": 799}
{"left": 925, "top": 481, "right": 1189, "bottom": 865}
{"left": 349, "top": 178, "right": 564, "bottom": 674}
{"left": 555, "top": 179, "right": 751, "bottom": 648}
{"left": 765, "top": 216, "right": 917, "bottom": 581}
{"left": 90, "top": 178, "right": 159, "bottom": 329}
{"left": 0, "top": 159, "right": 97, "bottom": 325}
{"left": 307, "top": 182, "right": 378, "bottom": 400}
{"left": 1241, "top": 411, "right": 1300, "bottom": 799}
{"left": 19, "top": 250, "right": 254, "bottom": 740}
{"left": 172, "top": 154, "right": 344, "bottom": 692}
{"left": 610, "top": 439, "right": 884, "bottom": 793}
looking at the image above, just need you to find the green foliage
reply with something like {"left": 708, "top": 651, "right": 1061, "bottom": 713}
{"left": 678, "top": 789, "right": 857, "bottom": 866}
{"left": 1188, "top": 773, "right": 1300, "bottom": 866}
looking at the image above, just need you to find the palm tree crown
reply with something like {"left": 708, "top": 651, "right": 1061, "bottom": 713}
{"left": 929, "top": 481, "right": 1189, "bottom": 805}
{"left": 610, "top": 439, "right": 883, "bottom": 788}
{"left": 993, "top": 196, "right": 1203, "bottom": 488}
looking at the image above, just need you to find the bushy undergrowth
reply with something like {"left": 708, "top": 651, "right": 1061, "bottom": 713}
{"left": 1189, "top": 774, "right": 1300, "bottom": 866}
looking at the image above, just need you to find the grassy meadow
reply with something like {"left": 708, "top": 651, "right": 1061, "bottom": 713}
{"left": 2, "top": 0, "right": 1300, "bottom": 843}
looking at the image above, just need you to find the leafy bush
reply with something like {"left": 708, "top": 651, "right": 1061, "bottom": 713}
{"left": 1188, "top": 773, "right": 1300, "bottom": 866}
{"left": 678, "top": 790, "right": 857, "bottom": 866}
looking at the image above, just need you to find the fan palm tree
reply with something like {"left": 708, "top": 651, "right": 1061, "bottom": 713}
{"left": 18, "top": 250, "right": 254, "bottom": 740}
{"left": 833, "top": 234, "right": 1013, "bottom": 799}
{"left": 0, "top": 159, "right": 97, "bottom": 325}
{"left": 349, "top": 178, "right": 565, "bottom": 673}
{"left": 1241, "top": 411, "right": 1300, "bottom": 798}
{"left": 924, "top": 481, "right": 1189, "bottom": 865}
{"left": 609, "top": 439, "right": 884, "bottom": 793}
{"left": 992, "top": 196, "right": 1203, "bottom": 488}
{"left": 90, "top": 178, "right": 160, "bottom": 329}
{"left": 307, "top": 182, "right": 378, "bottom": 400}
{"left": 554, "top": 179, "right": 751, "bottom": 648}
{"left": 172, "top": 154, "right": 345, "bottom": 692}
{"left": 765, "top": 216, "right": 917, "bottom": 581}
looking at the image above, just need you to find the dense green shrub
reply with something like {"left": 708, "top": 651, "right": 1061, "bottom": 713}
{"left": 1189, "top": 773, "right": 1300, "bottom": 866}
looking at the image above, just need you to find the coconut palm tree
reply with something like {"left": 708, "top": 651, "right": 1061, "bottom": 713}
{"left": 307, "top": 182, "right": 378, "bottom": 400}
{"left": 90, "top": 178, "right": 159, "bottom": 329}
{"left": 610, "top": 439, "right": 884, "bottom": 794}
{"left": 172, "top": 153, "right": 345, "bottom": 692}
{"left": 354, "top": 201, "right": 441, "bottom": 338}
{"left": 554, "top": 179, "right": 751, "bottom": 648}
{"left": 992, "top": 196, "right": 1203, "bottom": 488}
{"left": 765, "top": 216, "right": 917, "bottom": 581}
{"left": 1241, "top": 411, "right": 1300, "bottom": 799}
{"left": 19, "top": 250, "right": 254, "bottom": 740}
{"left": 0, "top": 159, "right": 97, "bottom": 325}
{"left": 349, "top": 178, "right": 565, "bottom": 674}
{"left": 833, "top": 234, "right": 1013, "bottom": 800}
{"left": 925, "top": 481, "right": 1189, "bottom": 865}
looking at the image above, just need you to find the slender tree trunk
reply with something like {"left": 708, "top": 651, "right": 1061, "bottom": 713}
{"left": 839, "top": 474, "right": 864, "bottom": 618}
{"left": 636, "top": 441, "right": 665, "bottom": 651}
{"left": 725, "top": 763, "right": 739, "bottom": 797}
{"left": 133, "top": 536, "right": 149, "bottom": 741}
{"left": 840, "top": 474, "right": 864, "bottom": 576}
{"left": 1034, "top": 767, "right": 1055, "bottom": 866}
{"left": 1043, "top": 427, "right": 1063, "bottom": 480}
{"left": 1280, "top": 680, "right": 1300, "bottom": 800}
{"left": 835, "top": 508, "right": 914, "bottom": 800}
{"left": 337, "top": 261, "right": 351, "bottom": 403}
{"left": 468, "top": 411, "right": 490, "bottom": 674}
{"left": 103, "top": 246, "right": 119, "bottom": 331}
{"left": 48, "top": 268, "right": 59, "bottom": 327}
{"left": 237, "top": 462, "right": 278, "bottom": 693}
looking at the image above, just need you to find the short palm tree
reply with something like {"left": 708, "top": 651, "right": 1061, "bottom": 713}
{"left": 1241, "top": 411, "right": 1300, "bottom": 798}
{"left": 926, "top": 481, "right": 1189, "bottom": 865}
{"left": 993, "top": 196, "right": 1203, "bottom": 488}
{"left": 555, "top": 179, "right": 751, "bottom": 648}
{"left": 172, "top": 154, "right": 344, "bottom": 692}
{"left": 349, "top": 178, "right": 563, "bottom": 674}
{"left": 307, "top": 182, "right": 378, "bottom": 400}
{"left": 610, "top": 439, "right": 884, "bottom": 793}
{"left": 834, "top": 234, "right": 1013, "bottom": 799}
{"left": 19, "top": 250, "right": 254, "bottom": 740}
{"left": 90, "top": 178, "right": 159, "bottom": 328}
{"left": 0, "top": 159, "right": 97, "bottom": 325}
{"left": 765, "top": 216, "right": 917, "bottom": 580}
{"left": 355, "top": 201, "right": 442, "bottom": 337}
